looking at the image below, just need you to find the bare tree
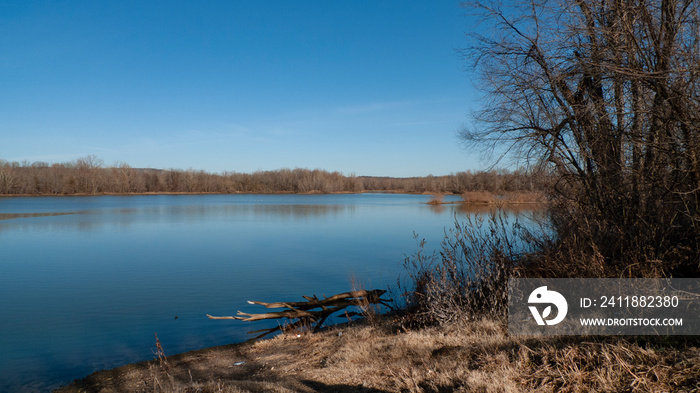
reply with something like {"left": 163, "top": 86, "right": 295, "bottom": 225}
{"left": 462, "top": 0, "right": 700, "bottom": 275}
{"left": 0, "top": 160, "right": 17, "bottom": 194}
{"left": 76, "top": 155, "right": 104, "bottom": 194}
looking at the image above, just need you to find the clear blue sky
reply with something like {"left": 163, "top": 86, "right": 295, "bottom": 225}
{"left": 1, "top": 1, "right": 484, "bottom": 177}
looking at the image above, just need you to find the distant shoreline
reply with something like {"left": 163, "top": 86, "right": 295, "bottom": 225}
{"left": 0, "top": 190, "right": 549, "bottom": 210}
{"left": 0, "top": 157, "right": 551, "bottom": 197}
{"left": 0, "top": 190, "right": 427, "bottom": 197}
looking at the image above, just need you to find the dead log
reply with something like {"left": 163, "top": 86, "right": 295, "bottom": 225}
{"left": 243, "top": 289, "right": 388, "bottom": 310}
{"left": 207, "top": 289, "right": 391, "bottom": 338}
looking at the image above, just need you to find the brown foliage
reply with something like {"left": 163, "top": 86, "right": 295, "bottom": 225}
{"left": 463, "top": 0, "right": 700, "bottom": 277}
{"left": 0, "top": 156, "right": 550, "bottom": 196}
{"left": 397, "top": 212, "right": 531, "bottom": 327}
{"left": 460, "top": 190, "right": 496, "bottom": 204}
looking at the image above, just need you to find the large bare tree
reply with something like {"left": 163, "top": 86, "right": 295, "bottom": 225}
{"left": 463, "top": 0, "right": 700, "bottom": 275}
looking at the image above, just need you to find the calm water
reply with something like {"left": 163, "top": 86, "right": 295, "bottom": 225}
{"left": 0, "top": 194, "right": 537, "bottom": 392}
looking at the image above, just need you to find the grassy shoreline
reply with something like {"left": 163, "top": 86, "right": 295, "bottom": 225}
{"left": 55, "top": 317, "right": 699, "bottom": 393}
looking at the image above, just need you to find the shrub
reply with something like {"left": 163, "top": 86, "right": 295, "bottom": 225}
{"left": 460, "top": 191, "right": 496, "bottom": 204}
{"left": 397, "top": 211, "right": 534, "bottom": 326}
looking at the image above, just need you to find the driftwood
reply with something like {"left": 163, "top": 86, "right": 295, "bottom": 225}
{"left": 207, "top": 289, "right": 391, "bottom": 339}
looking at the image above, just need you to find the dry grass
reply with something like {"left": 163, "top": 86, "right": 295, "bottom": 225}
{"left": 397, "top": 212, "right": 523, "bottom": 328}
{"left": 501, "top": 192, "right": 546, "bottom": 204}
{"left": 427, "top": 194, "right": 445, "bottom": 205}
{"left": 461, "top": 191, "right": 497, "bottom": 204}
{"left": 56, "top": 318, "right": 699, "bottom": 393}
{"left": 517, "top": 336, "right": 700, "bottom": 392}
{"left": 459, "top": 191, "right": 547, "bottom": 205}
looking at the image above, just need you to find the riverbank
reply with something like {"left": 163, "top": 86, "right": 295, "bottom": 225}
{"left": 56, "top": 318, "right": 699, "bottom": 393}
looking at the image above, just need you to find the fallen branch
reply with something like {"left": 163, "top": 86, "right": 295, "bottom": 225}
{"left": 207, "top": 289, "right": 391, "bottom": 338}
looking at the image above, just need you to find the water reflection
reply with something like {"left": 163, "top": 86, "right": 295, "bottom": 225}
{"left": 0, "top": 194, "right": 543, "bottom": 392}
{"left": 0, "top": 212, "right": 78, "bottom": 220}
{"left": 0, "top": 200, "right": 547, "bottom": 234}
{"left": 455, "top": 202, "right": 547, "bottom": 215}
{"left": 426, "top": 201, "right": 547, "bottom": 223}
{"left": 0, "top": 203, "right": 353, "bottom": 233}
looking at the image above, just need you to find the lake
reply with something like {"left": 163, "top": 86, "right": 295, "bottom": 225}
{"left": 0, "top": 194, "right": 538, "bottom": 392}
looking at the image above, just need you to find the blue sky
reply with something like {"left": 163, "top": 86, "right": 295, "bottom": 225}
{"left": 1, "top": 1, "right": 484, "bottom": 177}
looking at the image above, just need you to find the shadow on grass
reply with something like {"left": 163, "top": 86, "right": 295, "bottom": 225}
{"left": 301, "top": 380, "right": 392, "bottom": 393}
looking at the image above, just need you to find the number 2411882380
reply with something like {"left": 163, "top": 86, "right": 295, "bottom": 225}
{"left": 598, "top": 295, "right": 679, "bottom": 308}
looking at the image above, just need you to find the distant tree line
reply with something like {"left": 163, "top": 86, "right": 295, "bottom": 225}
{"left": 0, "top": 155, "right": 549, "bottom": 196}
